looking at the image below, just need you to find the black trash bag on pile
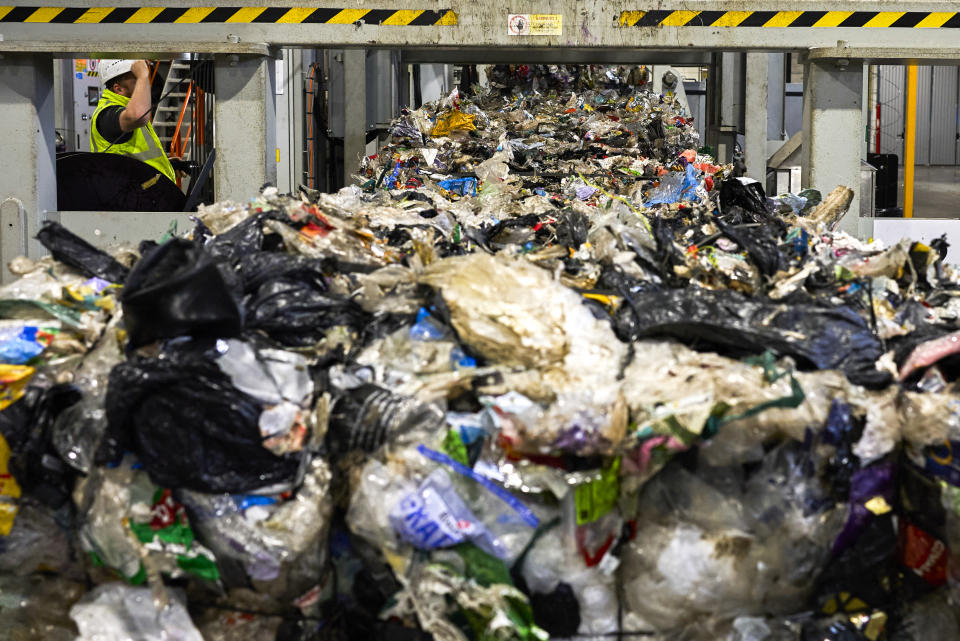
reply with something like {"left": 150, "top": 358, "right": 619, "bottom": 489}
{"left": 204, "top": 214, "right": 266, "bottom": 262}
{"left": 628, "top": 288, "right": 891, "bottom": 388}
{"left": 326, "top": 383, "right": 445, "bottom": 455}
{"left": 650, "top": 217, "right": 687, "bottom": 283}
{"left": 813, "top": 515, "right": 899, "bottom": 616}
{"left": 237, "top": 252, "right": 371, "bottom": 347}
{"left": 715, "top": 218, "right": 784, "bottom": 277}
{"left": 720, "top": 177, "right": 772, "bottom": 220}
{"left": 484, "top": 214, "right": 541, "bottom": 248}
{"left": 0, "top": 383, "right": 81, "bottom": 509}
{"left": 102, "top": 350, "right": 302, "bottom": 493}
{"left": 36, "top": 221, "right": 129, "bottom": 283}
{"left": 553, "top": 210, "right": 589, "bottom": 250}
{"left": 121, "top": 239, "right": 243, "bottom": 348}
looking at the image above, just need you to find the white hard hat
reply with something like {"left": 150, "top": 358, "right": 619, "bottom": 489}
{"left": 100, "top": 59, "right": 135, "bottom": 87}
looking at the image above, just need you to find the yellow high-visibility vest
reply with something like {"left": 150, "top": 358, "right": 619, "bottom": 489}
{"left": 90, "top": 89, "right": 175, "bottom": 183}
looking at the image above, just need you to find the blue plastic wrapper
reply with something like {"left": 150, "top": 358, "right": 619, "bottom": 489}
{"left": 385, "top": 161, "right": 403, "bottom": 190}
{"left": 409, "top": 307, "right": 448, "bottom": 341}
{"left": 233, "top": 494, "right": 279, "bottom": 513}
{"left": 0, "top": 326, "right": 45, "bottom": 364}
{"left": 438, "top": 177, "right": 478, "bottom": 197}
{"left": 411, "top": 308, "right": 478, "bottom": 367}
{"left": 390, "top": 468, "right": 501, "bottom": 554}
{"left": 451, "top": 346, "right": 477, "bottom": 368}
{"left": 645, "top": 164, "right": 699, "bottom": 206}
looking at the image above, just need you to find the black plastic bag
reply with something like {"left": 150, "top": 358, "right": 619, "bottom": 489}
{"left": 239, "top": 252, "right": 369, "bottom": 347}
{"left": 0, "top": 383, "right": 81, "bottom": 510}
{"left": 205, "top": 214, "right": 265, "bottom": 263}
{"left": 553, "top": 210, "right": 589, "bottom": 249}
{"left": 813, "top": 515, "right": 899, "bottom": 614}
{"left": 715, "top": 218, "right": 783, "bottom": 277}
{"left": 720, "top": 177, "right": 771, "bottom": 219}
{"left": 121, "top": 239, "right": 243, "bottom": 348}
{"left": 102, "top": 351, "right": 302, "bottom": 493}
{"left": 628, "top": 288, "right": 891, "bottom": 388}
{"left": 483, "top": 214, "right": 540, "bottom": 247}
{"left": 36, "top": 221, "right": 129, "bottom": 283}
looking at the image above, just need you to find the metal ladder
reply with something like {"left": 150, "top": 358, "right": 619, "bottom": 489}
{"left": 152, "top": 60, "right": 193, "bottom": 158}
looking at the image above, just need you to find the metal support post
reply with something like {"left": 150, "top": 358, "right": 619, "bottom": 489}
{"left": 275, "top": 48, "right": 308, "bottom": 195}
{"left": 276, "top": 48, "right": 291, "bottom": 193}
{"left": 801, "top": 58, "right": 864, "bottom": 236}
{"left": 0, "top": 54, "right": 55, "bottom": 273}
{"left": 744, "top": 52, "right": 768, "bottom": 182}
{"left": 705, "top": 52, "right": 741, "bottom": 164}
{"left": 904, "top": 64, "right": 918, "bottom": 218}
{"left": 866, "top": 65, "right": 878, "bottom": 156}
{"left": 214, "top": 54, "right": 277, "bottom": 201}
{"left": 343, "top": 48, "right": 366, "bottom": 184}
{"left": 399, "top": 60, "right": 411, "bottom": 111}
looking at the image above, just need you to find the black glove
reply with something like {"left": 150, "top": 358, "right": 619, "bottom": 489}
{"left": 170, "top": 158, "right": 194, "bottom": 172}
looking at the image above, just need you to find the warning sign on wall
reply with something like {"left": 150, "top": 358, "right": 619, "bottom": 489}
{"left": 507, "top": 13, "right": 562, "bottom": 36}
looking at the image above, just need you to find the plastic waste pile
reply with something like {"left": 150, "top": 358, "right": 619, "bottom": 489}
{"left": 358, "top": 67, "right": 715, "bottom": 217}
{"left": 3, "top": 75, "right": 960, "bottom": 641}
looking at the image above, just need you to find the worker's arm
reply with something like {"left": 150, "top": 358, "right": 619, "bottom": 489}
{"left": 118, "top": 60, "right": 152, "bottom": 133}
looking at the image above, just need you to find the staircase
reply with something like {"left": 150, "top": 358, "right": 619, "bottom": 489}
{"left": 152, "top": 60, "right": 193, "bottom": 159}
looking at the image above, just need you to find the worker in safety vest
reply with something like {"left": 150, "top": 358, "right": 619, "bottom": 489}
{"left": 90, "top": 59, "right": 176, "bottom": 183}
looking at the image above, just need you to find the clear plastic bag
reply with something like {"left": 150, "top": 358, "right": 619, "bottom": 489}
{"left": 70, "top": 583, "right": 203, "bottom": 641}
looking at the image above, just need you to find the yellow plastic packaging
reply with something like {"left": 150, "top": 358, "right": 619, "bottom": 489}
{"left": 0, "top": 364, "right": 35, "bottom": 411}
{"left": 430, "top": 111, "right": 477, "bottom": 137}
{"left": 0, "top": 432, "right": 21, "bottom": 535}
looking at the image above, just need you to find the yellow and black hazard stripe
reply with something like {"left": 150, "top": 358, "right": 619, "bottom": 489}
{"left": 0, "top": 6, "right": 457, "bottom": 25}
{"left": 618, "top": 10, "right": 960, "bottom": 28}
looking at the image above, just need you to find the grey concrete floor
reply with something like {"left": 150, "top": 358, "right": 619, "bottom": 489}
{"left": 897, "top": 165, "right": 960, "bottom": 218}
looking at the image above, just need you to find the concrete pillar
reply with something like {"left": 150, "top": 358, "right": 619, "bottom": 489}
{"left": 0, "top": 54, "right": 56, "bottom": 272}
{"left": 802, "top": 59, "right": 864, "bottom": 236}
{"left": 343, "top": 49, "right": 366, "bottom": 184}
{"left": 214, "top": 55, "right": 276, "bottom": 201}
{"left": 744, "top": 53, "right": 769, "bottom": 182}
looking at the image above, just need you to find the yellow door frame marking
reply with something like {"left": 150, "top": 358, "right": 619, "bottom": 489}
{"left": 25, "top": 6, "right": 63, "bottom": 22}
{"left": 712, "top": 11, "right": 753, "bottom": 27}
{"left": 126, "top": 8, "right": 166, "bottom": 24}
{"left": 660, "top": 10, "right": 700, "bottom": 26}
{"left": 916, "top": 12, "right": 955, "bottom": 28}
{"left": 764, "top": 11, "right": 804, "bottom": 27}
{"left": 864, "top": 12, "right": 905, "bottom": 28}
{"left": 328, "top": 8, "right": 370, "bottom": 24}
{"left": 226, "top": 7, "right": 267, "bottom": 23}
{"left": 383, "top": 9, "right": 423, "bottom": 26}
{"left": 278, "top": 7, "right": 315, "bottom": 24}
{"left": 175, "top": 7, "right": 216, "bottom": 23}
